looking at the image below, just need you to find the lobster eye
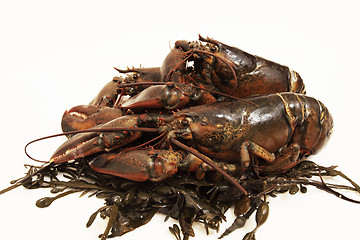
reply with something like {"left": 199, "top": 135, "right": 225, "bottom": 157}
{"left": 133, "top": 73, "right": 139, "bottom": 79}
{"left": 209, "top": 44, "right": 218, "bottom": 52}
{"left": 180, "top": 117, "right": 192, "bottom": 127}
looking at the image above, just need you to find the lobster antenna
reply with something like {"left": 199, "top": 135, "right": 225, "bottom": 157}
{"left": 170, "top": 138, "right": 248, "bottom": 196}
{"left": 165, "top": 49, "right": 196, "bottom": 83}
{"left": 167, "top": 39, "right": 238, "bottom": 96}
{"left": 121, "top": 131, "right": 167, "bottom": 153}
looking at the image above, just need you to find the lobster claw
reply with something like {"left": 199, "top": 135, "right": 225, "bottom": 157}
{"left": 88, "top": 149, "right": 183, "bottom": 182}
{"left": 61, "top": 105, "right": 123, "bottom": 136}
{"left": 50, "top": 130, "right": 100, "bottom": 163}
{"left": 51, "top": 115, "right": 142, "bottom": 163}
{"left": 121, "top": 85, "right": 191, "bottom": 110}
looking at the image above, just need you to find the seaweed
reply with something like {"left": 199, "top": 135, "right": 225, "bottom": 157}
{"left": 1, "top": 158, "right": 359, "bottom": 240}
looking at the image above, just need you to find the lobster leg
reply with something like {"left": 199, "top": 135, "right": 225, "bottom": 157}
{"left": 178, "top": 153, "right": 245, "bottom": 180}
{"left": 259, "top": 143, "right": 301, "bottom": 174}
{"left": 240, "top": 141, "right": 275, "bottom": 167}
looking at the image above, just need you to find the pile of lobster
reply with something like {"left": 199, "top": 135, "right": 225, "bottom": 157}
{"left": 55, "top": 35, "right": 327, "bottom": 181}
{"left": 2, "top": 35, "right": 360, "bottom": 240}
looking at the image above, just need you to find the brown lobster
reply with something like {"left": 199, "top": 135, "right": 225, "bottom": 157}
{"left": 162, "top": 35, "right": 306, "bottom": 97}
{"left": 51, "top": 92, "right": 333, "bottom": 195}
{"left": 62, "top": 35, "right": 306, "bottom": 135}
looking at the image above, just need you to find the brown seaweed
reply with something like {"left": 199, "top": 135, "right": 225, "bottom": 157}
{"left": 1, "top": 158, "right": 360, "bottom": 240}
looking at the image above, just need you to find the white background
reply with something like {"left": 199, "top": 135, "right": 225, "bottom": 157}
{"left": 1, "top": 1, "right": 359, "bottom": 239}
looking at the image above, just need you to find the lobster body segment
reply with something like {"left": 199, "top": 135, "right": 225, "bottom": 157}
{"left": 173, "top": 93, "right": 332, "bottom": 165}
{"left": 51, "top": 93, "right": 333, "bottom": 181}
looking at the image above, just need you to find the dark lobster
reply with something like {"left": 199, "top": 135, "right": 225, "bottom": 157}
{"left": 162, "top": 35, "right": 306, "bottom": 97}
{"left": 62, "top": 36, "right": 306, "bottom": 135}
{"left": 51, "top": 93, "right": 333, "bottom": 194}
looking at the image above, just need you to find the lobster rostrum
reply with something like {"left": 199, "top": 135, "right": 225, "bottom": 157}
{"left": 50, "top": 92, "right": 333, "bottom": 195}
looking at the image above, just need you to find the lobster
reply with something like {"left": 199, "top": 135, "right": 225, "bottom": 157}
{"left": 61, "top": 35, "right": 307, "bottom": 135}
{"left": 50, "top": 92, "right": 333, "bottom": 195}
{"left": 162, "top": 35, "right": 306, "bottom": 98}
